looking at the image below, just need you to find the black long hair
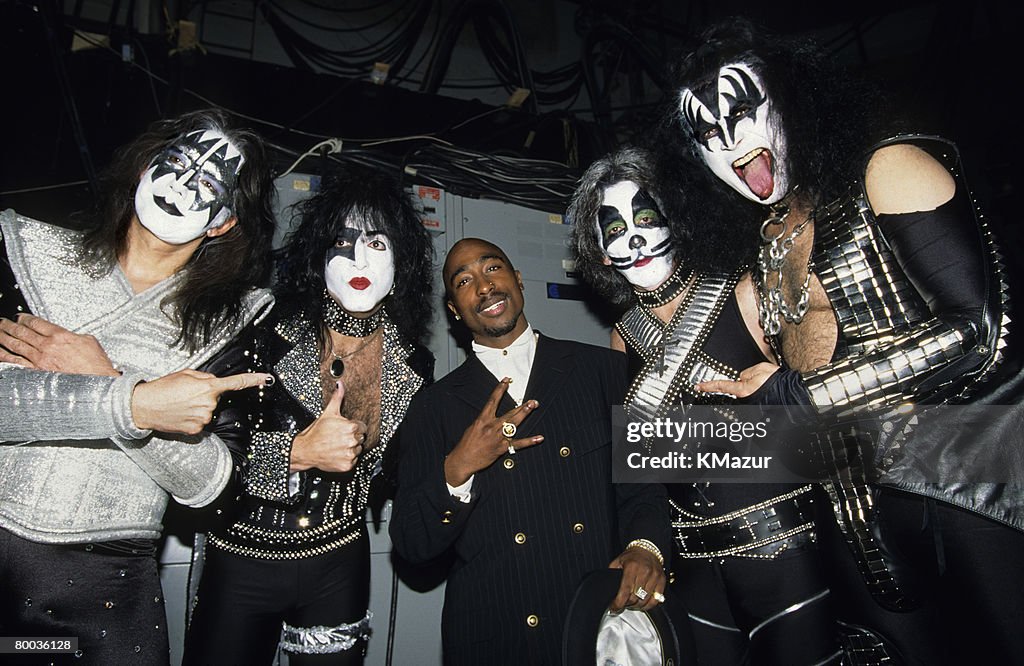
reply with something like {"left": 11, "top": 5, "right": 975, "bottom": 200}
{"left": 275, "top": 162, "right": 434, "bottom": 349}
{"left": 79, "top": 108, "right": 276, "bottom": 352}
{"left": 662, "top": 17, "right": 882, "bottom": 212}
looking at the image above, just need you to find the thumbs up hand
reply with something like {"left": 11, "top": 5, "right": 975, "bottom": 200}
{"left": 289, "top": 379, "right": 368, "bottom": 473}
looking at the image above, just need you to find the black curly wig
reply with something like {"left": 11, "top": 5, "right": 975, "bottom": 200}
{"left": 274, "top": 162, "right": 434, "bottom": 349}
{"left": 655, "top": 17, "right": 883, "bottom": 230}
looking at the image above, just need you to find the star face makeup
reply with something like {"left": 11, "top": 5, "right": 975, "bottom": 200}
{"left": 680, "top": 62, "right": 790, "bottom": 204}
{"left": 596, "top": 180, "right": 675, "bottom": 291}
{"left": 134, "top": 129, "right": 244, "bottom": 244}
{"left": 324, "top": 219, "right": 396, "bottom": 314}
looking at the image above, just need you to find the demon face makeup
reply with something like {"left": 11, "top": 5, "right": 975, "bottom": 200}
{"left": 324, "top": 219, "right": 396, "bottom": 314}
{"left": 679, "top": 62, "right": 790, "bottom": 204}
{"left": 596, "top": 180, "right": 675, "bottom": 291}
{"left": 134, "top": 129, "right": 244, "bottom": 244}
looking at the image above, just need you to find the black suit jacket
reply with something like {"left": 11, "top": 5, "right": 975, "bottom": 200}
{"left": 390, "top": 333, "right": 669, "bottom": 666}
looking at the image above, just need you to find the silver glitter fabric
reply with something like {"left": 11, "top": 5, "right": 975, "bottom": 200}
{"left": 211, "top": 312, "right": 425, "bottom": 560}
{"left": 280, "top": 611, "right": 372, "bottom": 655}
{"left": 0, "top": 211, "right": 274, "bottom": 543}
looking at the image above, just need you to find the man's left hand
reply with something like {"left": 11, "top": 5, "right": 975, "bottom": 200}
{"left": 0, "top": 314, "right": 119, "bottom": 376}
{"left": 608, "top": 546, "right": 666, "bottom": 612}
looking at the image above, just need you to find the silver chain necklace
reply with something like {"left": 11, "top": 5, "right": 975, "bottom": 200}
{"left": 755, "top": 201, "right": 813, "bottom": 337}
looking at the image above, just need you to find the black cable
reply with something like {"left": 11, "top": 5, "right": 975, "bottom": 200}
{"left": 39, "top": 0, "right": 98, "bottom": 198}
{"left": 132, "top": 36, "right": 163, "bottom": 117}
{"left": 268, "top": 0, "right": 411, "bottom": 35}
{"left": 385, "top": 568, "right": 400, "bottom": 666}
{"left": 297, "top": 0, "right": 400, "bottom": 13}
{"left": 261, "top": 0, "right": 430, "bottom": 78}
{"left": 388, "top": 0, "right": 444, "bottom": 87}
{"left": 266, "top": 78, "right": 359, "bottom": 141}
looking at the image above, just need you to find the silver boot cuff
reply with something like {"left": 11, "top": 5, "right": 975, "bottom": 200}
{"left": 280, "top": 611, "right": 372, "bottom": 655}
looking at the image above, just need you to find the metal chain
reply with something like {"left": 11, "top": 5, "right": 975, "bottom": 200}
{"left": 756, "top": 201, "right": 814, "bottom": 336}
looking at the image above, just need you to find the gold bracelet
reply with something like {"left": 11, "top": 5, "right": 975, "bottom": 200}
{"left": 626, "top": 538, "right": 664, "bottom": 566}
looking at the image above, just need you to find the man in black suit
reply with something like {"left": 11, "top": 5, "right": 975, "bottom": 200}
{"left": 390, "top": 238, "right": 670, "bottom": 665}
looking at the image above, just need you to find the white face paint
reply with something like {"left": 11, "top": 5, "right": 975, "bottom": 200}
{"left": 595, "top": 180, "right": 675, "bottom": 291}
{"left": 679, "top": 62, "right": 790, "bottom": 204}
{"left": 134, "top": 129, "right": 245, "bottom": 244}
{"left": 324, "top": 220, "right": 396, "bottom": 314}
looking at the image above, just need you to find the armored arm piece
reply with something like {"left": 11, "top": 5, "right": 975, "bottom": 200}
{"left": 802, "top": 317, "right": 981, "bottom": 408}
{"left": 803, "top": 139, "right": 1007, "bottom": 409}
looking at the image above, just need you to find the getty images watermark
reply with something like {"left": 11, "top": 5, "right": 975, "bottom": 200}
{"left": 611, "top": 403, "right": 1024, "bottom": 485}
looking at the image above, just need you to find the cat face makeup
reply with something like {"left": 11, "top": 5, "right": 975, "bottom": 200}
{"left": 324, "top": 219, "right": 396, "bottom": 314}
{"left": 679, "top": 62, "right": 790, "bottom": 204}
{"left": 595, "top": 180, "right": 675, "bottom": 291}
{"left": 134, "top": 129, "right": 244, "bottom": 244}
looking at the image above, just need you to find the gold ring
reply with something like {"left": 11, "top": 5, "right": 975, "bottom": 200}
{"left": 501, "top": 421, "right": 517, "bottom": 438}
{"left": 506, "top": 439, "right": 516, "bottom": 456}
{"left": 635, "top": 587, "right": 648, "bottom": 601}
{"left": 653, "top": 591, "right": 666, "bottom": 603}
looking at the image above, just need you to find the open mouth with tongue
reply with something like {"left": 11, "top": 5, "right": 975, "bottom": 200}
{"left": 733, "top": 147, "right": 775, "bottom": 200}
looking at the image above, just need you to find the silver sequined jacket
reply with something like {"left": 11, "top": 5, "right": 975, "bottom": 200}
{"left": 0, "top": 211, "right": 274, "bottom": 544}
{"left": 208, "top": 309, "right": 433, "bottom": 560}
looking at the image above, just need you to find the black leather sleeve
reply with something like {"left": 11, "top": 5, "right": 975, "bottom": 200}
{"left": 188, "top": 323, "right": 263, "bottom": 529}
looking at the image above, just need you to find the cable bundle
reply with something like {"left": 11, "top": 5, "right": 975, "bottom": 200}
{"left": 402, "top": 143, "right": 580, "bottom": 213}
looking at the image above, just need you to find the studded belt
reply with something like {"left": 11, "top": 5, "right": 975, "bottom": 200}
{"left": 672, "top": 485, "right": 816, "bottom": 559}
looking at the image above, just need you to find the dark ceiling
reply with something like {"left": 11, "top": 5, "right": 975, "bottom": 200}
{"left": 0, "top": 0, "right": 1017, "bottom": 246}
